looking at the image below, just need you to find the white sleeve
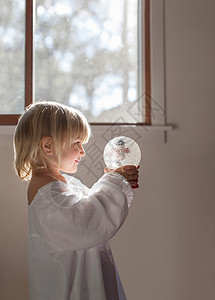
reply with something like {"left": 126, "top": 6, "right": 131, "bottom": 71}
{"left": 37, "top": 172, "right": 134, "bottom": 251}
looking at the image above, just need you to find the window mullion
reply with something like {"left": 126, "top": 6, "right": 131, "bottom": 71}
{"left": 144, "top": 0, "right": 151, "bottom": 125}
{"left": 25, "top": 0, "right": 34, "bottom": 108}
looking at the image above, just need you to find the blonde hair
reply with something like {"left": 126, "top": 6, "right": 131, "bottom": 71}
{"left": 13, "top": 101, "right": 91, "bottom": 181}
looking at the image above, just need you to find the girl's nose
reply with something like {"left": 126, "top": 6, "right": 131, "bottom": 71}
{"left": 79, "top": 144, "right": 86, "bottom": 157}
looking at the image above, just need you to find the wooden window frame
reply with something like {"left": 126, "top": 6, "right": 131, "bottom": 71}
{"left": 0, "top": 0, "right": 151, "bottom": 126}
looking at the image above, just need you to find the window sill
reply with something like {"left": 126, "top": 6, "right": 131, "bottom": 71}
{"left": 91, "top": 124, "right": 173, "bottom": 144}
{"left": 0, "top": 124, "right": 173, "bottom": 144}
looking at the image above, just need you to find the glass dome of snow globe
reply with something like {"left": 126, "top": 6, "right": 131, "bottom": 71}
{"left": 103, "top": 136, "right": 141, "bottom": 169}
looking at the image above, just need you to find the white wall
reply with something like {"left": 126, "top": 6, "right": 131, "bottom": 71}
{"left": 1, "top": 0, "right": 215, "bottom": 299}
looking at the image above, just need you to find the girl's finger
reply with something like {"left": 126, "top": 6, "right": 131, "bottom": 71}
{"left": 122, "top": 168, "right": 139, "bottom": 176}
{"left": 104, "top": 167, "right": 113, "bottom": 173}
{"left": 129, "top": 181, "right": 139, "bottom": 189}
{"left": 132, "top": 178, "right": 138, "bottom": 183}
{"left": 123, "top": 169, "right": 139, "bottom": 177}
{"left": 127, "top": 174, "right": 139, "bottom": 180}
{"left": 122, "top": 165, "right": 138, "bottom": 171}
{"left": 132, "top": 184, "right": 139, "bottom": 189}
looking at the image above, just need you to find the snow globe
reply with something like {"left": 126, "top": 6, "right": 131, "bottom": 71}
{"left": 103, "top": 136, "right": 141, "bottom": 169}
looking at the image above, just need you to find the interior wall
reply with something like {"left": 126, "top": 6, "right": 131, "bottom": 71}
{"left": 0, "top": 0, "right": 215, "bottom": 299}
{"left": 111, "top": 1, "right": 215, "bottom": 299}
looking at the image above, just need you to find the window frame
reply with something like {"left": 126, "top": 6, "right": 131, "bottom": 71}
{"left": 0, "top": 0, "right": 151, "bottom": 126}
{"left": 0, "top": 0, "right": 33, "bottom": 125}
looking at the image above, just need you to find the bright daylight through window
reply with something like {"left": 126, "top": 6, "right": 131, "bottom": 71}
{"left": 0, "top": 0, "right": 25, "bottom": 114}
{"left": 0, "top": 0, "right": 143, "bottom": 124}
{"left": 35, "top": 0, "right": 141, "bottom": 123}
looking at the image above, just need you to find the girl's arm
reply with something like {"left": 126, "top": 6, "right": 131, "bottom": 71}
{"left": 35, "top": 171, "right": 135, "bottom": 252}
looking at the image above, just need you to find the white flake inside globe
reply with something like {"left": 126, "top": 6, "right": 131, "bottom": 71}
{"left": 103, "top": 136, "right": 141, "bottom": 169}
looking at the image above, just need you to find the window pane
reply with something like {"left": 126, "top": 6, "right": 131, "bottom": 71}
{"left": 0, "top": 0, "right": 25, "bottom": 114}
{"left": 35, "top": 0, "right": 142, "bottom": 123}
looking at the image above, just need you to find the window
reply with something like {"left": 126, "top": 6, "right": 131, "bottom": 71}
{"left": 0, "top": 0, "right": 25, "bottom": 115}
{"left": 0, "top": 0, "right": 152, "bottom": 125}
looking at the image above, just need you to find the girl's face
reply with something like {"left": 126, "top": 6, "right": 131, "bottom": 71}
{"left": 58, "top": 139, "right": 86, "bottom": 173}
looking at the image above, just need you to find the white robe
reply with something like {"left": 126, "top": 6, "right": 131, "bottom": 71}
{"left": 28, "top": 172, "right": 134, "bottom": 300}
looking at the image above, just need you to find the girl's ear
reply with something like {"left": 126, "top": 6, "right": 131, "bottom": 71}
{"left": 41, "top": 136, "right": 54, "bottom": 156}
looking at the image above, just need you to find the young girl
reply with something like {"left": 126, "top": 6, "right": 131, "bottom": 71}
{"left": 13, "top": 101, "right": 139, "bottom": 300}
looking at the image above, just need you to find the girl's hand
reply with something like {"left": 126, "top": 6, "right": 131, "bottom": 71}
{"left": 104, "top": 165, "right": 139, "bottom": 189}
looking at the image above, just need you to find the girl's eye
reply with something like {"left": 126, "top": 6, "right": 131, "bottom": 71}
{"left": 75, "top": 141, "right": 82, "bottom": 147}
